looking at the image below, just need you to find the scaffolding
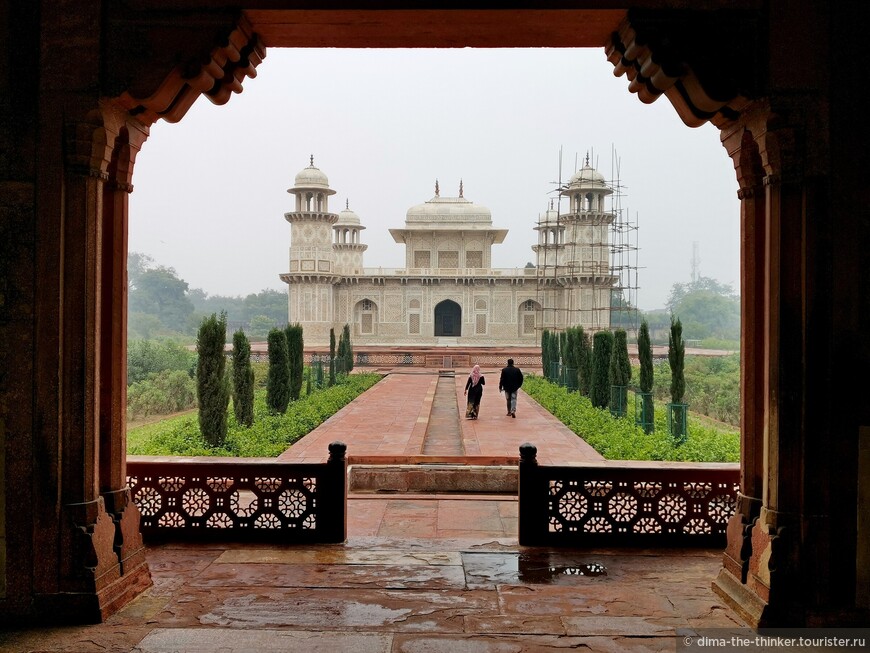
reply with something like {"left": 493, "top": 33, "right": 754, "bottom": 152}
{"left": 533, "top": 145, "right": 641, "bottom": 343}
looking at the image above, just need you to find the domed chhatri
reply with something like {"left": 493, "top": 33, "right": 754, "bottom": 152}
{"left": 290, "top": 154, "right": 334, "bottom": 193}
{"left": 280, "top": 156, "right": 621, "bottom": 346}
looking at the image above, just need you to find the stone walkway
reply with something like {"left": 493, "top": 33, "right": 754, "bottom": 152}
{"left": 0, "top": 369, "right": 748, "bottom": 653}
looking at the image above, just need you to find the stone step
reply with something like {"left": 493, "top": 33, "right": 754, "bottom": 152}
{"left": 348, "top": 464, "right": 518, "bottom": 494}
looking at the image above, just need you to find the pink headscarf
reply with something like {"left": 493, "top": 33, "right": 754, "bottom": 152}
{"left": 470, "top": 364, "right": 482, "bottom": 387}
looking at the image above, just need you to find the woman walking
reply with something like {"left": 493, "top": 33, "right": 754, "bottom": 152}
{"left": 463, "top": 364, "right": 485, "bottom": 419}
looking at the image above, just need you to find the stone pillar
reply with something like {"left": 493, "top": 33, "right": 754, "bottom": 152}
{"left": 99, "top": 114, "right": 151, "bottom": 585}
{"left": 714, "top": 122, "right": 766, "bottom": 617}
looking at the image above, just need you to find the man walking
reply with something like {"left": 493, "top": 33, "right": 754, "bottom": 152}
{"left": 498, "top": 358, "right": 524, "bottom": 418}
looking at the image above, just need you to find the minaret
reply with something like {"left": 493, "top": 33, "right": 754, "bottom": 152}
{"left": 333, "top": 199, "right": 368, "bottom": 275}
{"left": 280, "top": 156, "right": 338, "bottom": 344}
{"left": 560, "top": 153, "right": 614, "bottom": 272}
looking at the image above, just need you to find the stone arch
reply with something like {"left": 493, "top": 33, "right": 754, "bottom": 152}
{"left": 7, "top": 1, "right": 862, "bottom": 630}
{"left": 434, "top": 299, "right": 461, "bottom": 337}
{"left": 519, "top": 299, "right": 542, "bottom": 339}
{"left": 354, "top": 298, "right": 378, "bottom": 337}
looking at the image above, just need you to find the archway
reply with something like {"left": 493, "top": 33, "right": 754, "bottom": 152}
{"left": 4, "top": 1, "right": 864, "bottom": 630}
{"left": 434, "top": 300, "right": 462, "bottom": 337}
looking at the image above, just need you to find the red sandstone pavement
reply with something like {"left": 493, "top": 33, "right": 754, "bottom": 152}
{"left": 278, "top": 369, "right": 604, "bottom": 465}
{"left": 0, "top": 370, "right": 749, "bottom": 652}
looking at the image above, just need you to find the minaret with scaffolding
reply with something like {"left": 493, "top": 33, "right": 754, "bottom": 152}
{"left": 532, "top": 147, "right": 640, "bottom": 341}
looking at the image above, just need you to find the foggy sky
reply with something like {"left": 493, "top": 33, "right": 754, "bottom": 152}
{"left": 128, "top": 48, "right": 740, "bottom": 311}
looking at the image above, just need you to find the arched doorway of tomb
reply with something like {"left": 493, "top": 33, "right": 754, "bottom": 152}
{"left": 518, "top": 299, "right": 542, "bottom": 341}
{"left": 354, "top": 298, "right": 378, "bottom": 338}
{"left": 434, "top": 299, "right": 462, "bottom": 337}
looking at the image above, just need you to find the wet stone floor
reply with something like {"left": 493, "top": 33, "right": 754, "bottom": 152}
{"left": 2, "top": 533, "right": 745, "bottom": 653}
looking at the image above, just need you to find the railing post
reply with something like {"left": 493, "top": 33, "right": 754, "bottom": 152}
{"left": 518, "top": 442, "right": 547, "bottom": 546}
{"left": 322, "top": 441, "right": 347, "bottom": 543}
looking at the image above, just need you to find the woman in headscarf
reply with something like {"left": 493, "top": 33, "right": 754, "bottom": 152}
{"left": 463, "top": 364, "right": 485, "bottom": 419}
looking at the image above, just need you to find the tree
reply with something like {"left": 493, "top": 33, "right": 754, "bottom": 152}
{"left": 590, "top": 330, "right": 613, "bottom": 409}
{"left": 196, "top": 312, "right": 230, "bottom": 446}
{"left": 637, "top": 319, "right": 655, "bottom": 433}
{"left": 577, "top": 326, "right": 592, "bottom": 396}
{"left": 342, "top": 323, "right": 354, "bottom": 373}
{"left": 285, "top": 323, "right": 304, "bottom": 400}
{"left": 128, "top": 264, "right": 195, "bottom": 333}
{"left": 328, "top": 328, "right": 337, "bottom": 387}
{"left": 231, "top": 329, "right": 255, "bottom": 427}
{"left": 668, "top": 315, "right": 687, "bottom": 443}
{"left": 665, "top": 276, "right": 740, "bottom": 342}
{"left": 609, "top": 328, "right": 632, "bottom": 416}
{"left": 337, "top": 327, "right": 347, "bottom": 375}
{"left": 565, "top": 327, "right": 578, "bottom": 390}
{"left": 669, "top": 316, "right": 686, "bottom": 404}
{"left": 266, "top": 328, "right": 291, "bottom": 414}
{"left": 541, "top": 329, "right": 551, "bottom": 380}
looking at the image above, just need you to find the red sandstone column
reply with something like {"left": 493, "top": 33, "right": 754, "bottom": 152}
{"left": 99, "top": 115, "right": 151, "bottom": 589}
{"left": 715, "top": 124, "right": 766, "bottom": 606}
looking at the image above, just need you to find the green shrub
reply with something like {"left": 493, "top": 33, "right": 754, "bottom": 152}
{"left": 127, "top": 338, "right": 196, "bottom": 385}
{"left": 590, "top": 330, "right": 613, "bottom": 409}
{"left": 231, "top": 329, "right": 255, "bottom": 427}
{"left": 127, "top": 370, "right": 197, "bottom": 419}
{"left": 522, "top": 374, "right": 739, "bottom": 462}
{"left": 128, "top": 373, "right": 383, "bottom": 457}
{"left": 196, "top": 312, "right": 230, "bottom": 446}
{"left": 266, "top": 328, "right": 291, "bottom": 414}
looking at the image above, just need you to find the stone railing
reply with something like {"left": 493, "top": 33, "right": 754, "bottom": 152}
{"left": 126, "top": 442, "right": 347, "bottom": 543}
{"left": 518, "top": 443, "right": 739, "bottom": 547}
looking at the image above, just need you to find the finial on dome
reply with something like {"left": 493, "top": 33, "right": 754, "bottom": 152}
{"left": 346, "top": 198, "right": 349, "bottom": 209}
{"left": 310, "top": 154, "right": 315, "bottom": 166}
{"left": 459, "top": 179, "right": 464, "bottom": 198}
{"left": 435, "top": 179, "right": 440, "bottom": 197}
{"left": 585, "top": 152, "right": 590, "bottom": 166}
{"left": 549, "top": 199, "right": 553, "bottom": 209}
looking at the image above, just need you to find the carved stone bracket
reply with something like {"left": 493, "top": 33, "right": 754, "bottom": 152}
{"left": 115, "top": 14, "right": 266, "bottom": 126}
{"left": 605, "top": 9, "right": 756, "bottom": 128}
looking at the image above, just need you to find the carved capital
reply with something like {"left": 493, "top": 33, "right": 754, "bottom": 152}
{"left": 605, "top": 9, "right": 756, "bottom": 128}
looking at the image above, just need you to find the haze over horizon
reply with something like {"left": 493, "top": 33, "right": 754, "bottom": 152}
{"left": 129, "top": 48, "right": 740, "bottom": 311}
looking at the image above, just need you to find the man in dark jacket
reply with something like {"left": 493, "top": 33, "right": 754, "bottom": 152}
{"left": 498, "top": 358, "right": 524, "bottom": 418}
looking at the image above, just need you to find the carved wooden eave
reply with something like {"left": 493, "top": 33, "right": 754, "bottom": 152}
{"left": 114, "top": 15, "right": 265, "bottom": 126}
{"left": 605, "top": 11, "right": 756, "bottom": 129}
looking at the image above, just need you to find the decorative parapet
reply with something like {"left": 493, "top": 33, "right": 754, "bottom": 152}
{"left": 518, "top": 443, "right": 739, "bottom": 547}
{"left": 126, "top": 442, "right": 347, "bottom": 543}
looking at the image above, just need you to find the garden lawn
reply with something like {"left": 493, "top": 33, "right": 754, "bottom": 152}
{"left": 522, "top": 374, "right": 739, "bottom": 462}
{"left": 127, "top": 372, "right": 382, "bottom": 457}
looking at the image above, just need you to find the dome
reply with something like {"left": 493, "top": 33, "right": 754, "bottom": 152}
{"left": 335, "top": 201, "right": 362, "bottom": 226}
{"left": 566, "top": 163, "right": 610, "bottom": 191}
{"left": 406, "top": 196, "right": 492, "bottom": 224}
{"left": 290, "top": 155, "right": 332, "bottom": 192}
{"left": 537, "top": 206, "right": 561, "bottom": 225}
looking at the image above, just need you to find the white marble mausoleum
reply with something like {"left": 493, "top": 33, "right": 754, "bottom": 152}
{"left": 280, "top": 156, "right": 617, "bottom": 347}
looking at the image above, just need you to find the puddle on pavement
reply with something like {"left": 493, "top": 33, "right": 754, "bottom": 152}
{"left": 519, "top": 561, "right": 608, "bottom": 583}
{"left": 461, "top": 552, "right": 608, "bottom": 587}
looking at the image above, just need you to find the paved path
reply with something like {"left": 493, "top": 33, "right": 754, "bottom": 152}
{"left": 0, "top": 369, "right": 748, "bottom": 652}
{"left": 279, "top": 368, "right": 604, "bottom": 465}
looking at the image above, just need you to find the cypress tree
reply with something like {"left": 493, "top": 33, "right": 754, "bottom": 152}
{"left": 231, "top": 328, "right": 254, "bottom": 428}
{"left": 343, "top": 323, "right": 353, "bottom": 372}
{"left": 638, "top": 319, "right": 655, "bottom": 433}
{"left": 668, "top": 315, "right": 687, "bottom": 442}
{"left": 590, "top": 330, "right": 613, "bottom": 409}
{"left": 196, "top": 312, "right": 230, "bottom": 446}
{"left": 328, "top": 328, "right": 336, "bottom": 387}
{"left": 337, "top": 328, "right": 347, "bottom": 376}
{"left": 286, "top": 323, "right": 304, "bottom": 400}
{"left": 266, "top": 328, "right": 291, "bottom": 414}
{"left": 669, "top": 316, "right": 686, "bottom": 403}
{"left": 541, "top": 329, "right": 550, "bottom": 380}
{"left": 565, "top": 327, "right": 578, "bottom": 390}
{"left": 609, "top": 328, "right": 632, "bottom": 416}
{"left": 577, "top": 326, "right": 592, "bottom": 396}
